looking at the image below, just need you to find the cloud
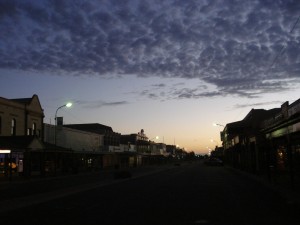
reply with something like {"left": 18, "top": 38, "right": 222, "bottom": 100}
{"left": 234, "top": 101, "right": 284, "bottom": 109}
{"left": 151, "top": 83, "right": 166, "bottom": 88}
{"left": 75, "top": 99, "right": 129, "bottom": 108}
{"left": 1, "top": 0, "right": 300, "bottom": 98}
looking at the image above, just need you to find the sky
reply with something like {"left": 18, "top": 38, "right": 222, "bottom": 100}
{"left": 1, "top": 0, "right": 300, "bottom": 154}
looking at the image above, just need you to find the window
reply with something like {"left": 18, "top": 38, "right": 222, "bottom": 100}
{"left": 11, "top": 119, "right": 16, "bottom": 136}
{"left": 32, "top": 123, "right": 36, "bottom": 135}
{"left": 27, "top": 123, "right": 37, "bottom": 136}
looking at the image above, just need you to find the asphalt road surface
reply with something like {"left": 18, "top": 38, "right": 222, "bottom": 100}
{"left": 1, "top": 162, "right": 300, "bottom": 225}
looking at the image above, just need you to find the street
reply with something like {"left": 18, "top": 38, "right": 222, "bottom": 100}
{"left": 1, "top": 162, "right": 299, "bottom": 225}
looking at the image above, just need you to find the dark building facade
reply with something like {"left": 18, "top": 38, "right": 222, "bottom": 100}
{"left": 221, "top": 98, "right": 300, "bottom": 190}
{"left": 262, "top": 100, "right": 300, "bottom": 189}
{"left": 0, "top": 95, "right": 45, "bottom": 178}
{"left": 222, "top": 108, "right": 280, "bottom": 173}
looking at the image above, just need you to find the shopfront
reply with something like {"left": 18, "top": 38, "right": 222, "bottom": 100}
{"left": 0, "top": 150, "right": 25, "bottom": 179}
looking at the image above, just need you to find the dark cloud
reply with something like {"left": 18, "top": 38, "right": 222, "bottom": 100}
{"left": 75, "top": 100, "right": 129, "bottom": 108}
{"left": 1, "top": 0, "right": 300, "bottom": 98}
{"left": 151, "top": 83, "right": 166, "bottom": 88}
{"left": 0, "top": 1, "right": 17, "bottom": 18}
{"left": 234, "top": 101, "right": 284, "bottom": 109}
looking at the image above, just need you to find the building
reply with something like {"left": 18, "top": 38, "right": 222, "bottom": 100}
{"left": 0, "top": 94, "right": 44, "bottom": 137}
{"left": 222, "top": 108, "right": 280, "bottom": 173}
{"left": 120, "top": 130, "right": 169, "bottom": 165}
{"left": 166, "top": 145, "right": 176, "bottom": 156}
{"left": 63, "top": 123, "right": 127, "bottom": 169}
{"left": 262, "top": 99, "right": 300, "bottom": 189}
{"left": 221, "top": 98, "right": 300, "bottom": 190}
{"left": 120, "top": 129, "right": 153, "bottom": 166}
{"left": 0, "top": 94, "right": 44, "bottom": 178}
{"left": 64, "top": 123, "right": 121, "bottom": 152}
{"left": 44, "top": 123, "right": 104, "bottom": 152}
{"left": 44, "top": 123, "right": 105, "bottom": 172}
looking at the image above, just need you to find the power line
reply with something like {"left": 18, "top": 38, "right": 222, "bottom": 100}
{"left": 290, "top": 15, "right": 300, "bottom": 33}
{"left": 270, "top": 15, "right": 300, "bottom": 69}
{"left": 231, "top": 15, "right": 300, "bottom": 123}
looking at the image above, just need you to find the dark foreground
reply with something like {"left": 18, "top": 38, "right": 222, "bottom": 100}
{"left": 1, "top": 162, "right": 300, "bottom": 225}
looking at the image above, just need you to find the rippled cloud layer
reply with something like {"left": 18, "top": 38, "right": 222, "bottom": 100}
{"left": 1, "top": 0, "right": 300, "bottom": 98}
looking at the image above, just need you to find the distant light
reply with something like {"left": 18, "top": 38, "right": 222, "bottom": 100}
{"left": 0, "top": 150, "right": 11, "bottom": 153}
{"left": 66, "top": 102, "right": 72, "bottom": 107}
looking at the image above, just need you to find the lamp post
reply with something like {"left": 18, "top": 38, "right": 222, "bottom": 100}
{"left": 54, "top": 102, "right": 72, "bottom": 146}
{"left": 210, "top": 139, "right": 219, "bottom": 147}
{"left": 213, "top": 123, "right": 225, "bottom": 148}
{"left": 54, "top": 102, "right": 72, "bottom": 176}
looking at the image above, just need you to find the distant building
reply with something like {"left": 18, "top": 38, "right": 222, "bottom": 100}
{"left": 44, "top": 123, "right": 104, "bottom": 152}
{"left": 155, "top": 143, "right": 167, "bottom": 156}
{"left": 166, "top": 145, "right": 176, "bottom": 156}
{"left": 120, "top": 129, "right": 151, "bottom": 154}
{"left": 120, "top": 134, "right": 139, "bottom": 152}
{"left": 64, "top": 123, "right": 121, "bottom": 152}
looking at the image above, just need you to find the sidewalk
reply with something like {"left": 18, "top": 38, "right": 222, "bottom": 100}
{"left": 226, "top": 166, "right": 300, "bottom": 205}
{"left": 0, "top": 164, "right": 174, "bottom": 213}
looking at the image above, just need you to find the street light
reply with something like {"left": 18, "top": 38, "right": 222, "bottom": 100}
{"left": 54, "top": 102, "right": 72, "bottom": 176}
{"left": 206, "top": 147, "right": 212, "bottom": 156}
{"left": 149, "top": 136, "right": 159, "bottom": 142}
{"left": 210, "top": 139, "right": 219, "bottom": 146}
{"left": 55, "top": 102, "right": 72, "bottom": 146}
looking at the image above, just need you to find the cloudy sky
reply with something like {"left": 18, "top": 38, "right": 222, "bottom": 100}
{"left": 1, "top": 0, "right": 300, "bottom": 154}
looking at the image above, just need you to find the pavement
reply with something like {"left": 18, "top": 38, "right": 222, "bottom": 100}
{"left": 226, "top": 166, "right": 300, "bottom": 206}
{"left": 0, "top": 164, "right": 175, "bottom": 213}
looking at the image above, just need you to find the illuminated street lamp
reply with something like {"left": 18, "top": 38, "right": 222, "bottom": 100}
{"left": 55, "top": 102, "right": 72, "bottom": 146}
{"left": 150, "top": 136, "right": 159, "bottom": 141}
{"left": 210, "top": 139, "right": 219, "bottom": 147}
{"left": 206, "top": 147, "right": 212, "bottom": 156}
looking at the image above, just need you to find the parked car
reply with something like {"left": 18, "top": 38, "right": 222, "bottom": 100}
{"left": 204, "top": 157, "right": 224, "bottom": 166}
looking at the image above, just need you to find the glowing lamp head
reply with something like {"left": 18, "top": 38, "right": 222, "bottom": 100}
{"left": 66, "top": 102, "right": 72, "bottom": 107}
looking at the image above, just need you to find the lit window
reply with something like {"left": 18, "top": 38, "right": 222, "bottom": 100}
{"left": 32, "top": 123, "right": 36, "bottom": 135}
{"left": 11, "top": 119, "right": 16, "bottom": 136}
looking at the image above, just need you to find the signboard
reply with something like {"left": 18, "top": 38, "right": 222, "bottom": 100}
{"left": 0, "top": 150, "right": 11, "bottom": 154}
{"left": 57, "top": 117, "right": 63, "bottom": 126}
